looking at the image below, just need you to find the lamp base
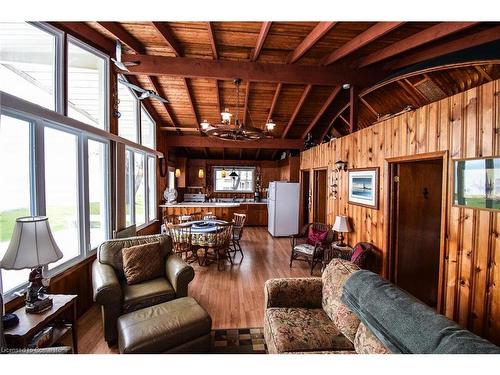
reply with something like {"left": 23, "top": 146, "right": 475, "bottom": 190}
{"left": 26, "top": 296, "right": 53, "bottom": 314}
{"left": 2, "top": 313, "right": 19, "bottom": 329}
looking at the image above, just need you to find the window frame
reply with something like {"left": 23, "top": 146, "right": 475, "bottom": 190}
{"left": 0, "top": 107, "right": 111, "bottom": 300}
{"left": 66, "top": 35, "right": 110, "bottom": 131}
{"left": 213, "top": 166, "right": 256, "bottom": 193}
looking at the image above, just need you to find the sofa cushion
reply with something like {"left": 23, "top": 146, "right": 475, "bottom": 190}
{"left": 306, "top": 226, "right": 328, "bottom": 246}
{"left": 264, "top": 307, "right": 354, "bottom": 353}
{"left": 122, "top": 277, "right": 176, "bottom": 313}
{"left": 293, "top": 243, "right": 316, "bottom": 255}
{"left": 354, "top": 322, "right": 390, "bottom": 354}
{"left": 98, "top": 234, "right": 172, "bottom": 278}
{"left": 122, "top": 241, "right": 165, "bottom": 285}
{"left": 322, "top": 259, "right": 361, "bottom": 343}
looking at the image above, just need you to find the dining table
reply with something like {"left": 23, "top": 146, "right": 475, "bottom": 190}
{"left": 188, "top": 219, "right": 229, "bottom": 247}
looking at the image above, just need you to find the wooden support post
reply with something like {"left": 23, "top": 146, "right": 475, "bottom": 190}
{"left": 349, "top": 85, "right": 359, "bottom": 133}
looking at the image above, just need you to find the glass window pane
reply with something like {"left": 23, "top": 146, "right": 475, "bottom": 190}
{"left": 134, "top": 153, "right": 145, "bottom": 226}
{"left": 214, "top": 167, "right": 255, "bottom": 192}
{"left": 118, "top": 81, "right": 138, "bottom": 142}
{"left": 45, "top": 127, "right": 80, "bottom": 269}
{"left": 0, "top": 22, "right": 56, "bottom": 110}
{"left": 88, "top": 140, "right": 108, "bottom": 249}
{"left": 125, "top": 150, "right": 133, "bottom": 226}
{"left": 67, "top": 41, "right": 106, "bottom": 129}
{"left": 148, "top": 157, "right": 156, "bottom": 222}
{"left": 0, "top": 115, "right": 31, "bottom": 292}
{"left": 141, "top": 107, "right": 155, "bottom": 149}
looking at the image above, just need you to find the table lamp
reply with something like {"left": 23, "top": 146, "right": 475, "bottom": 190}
{"left": 0, "top": 216, "right": 63, "bottom": 314}
{"left": 332, "top": 215, "right": 352, "bottom": 247}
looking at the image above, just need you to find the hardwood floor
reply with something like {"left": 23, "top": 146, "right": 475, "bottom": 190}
{"left": 77, "top": 227, "right": 318, "bottom": 354}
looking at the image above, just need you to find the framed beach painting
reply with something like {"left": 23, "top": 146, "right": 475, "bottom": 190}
{"left": 348, "top": 168, "right": 379, "bottom": 209}
{"left": 453, "top": 157, "right": 500, "bottom": 211}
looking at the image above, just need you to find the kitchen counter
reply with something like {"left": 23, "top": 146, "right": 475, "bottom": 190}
{"left": 160, "top": 201, "right": 268, "bottom": 226}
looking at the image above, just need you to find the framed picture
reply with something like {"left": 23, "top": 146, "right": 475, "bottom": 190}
{"left": 348, "top": 168, "right": 379, "bottom": 209}
{"left": 453, "top": 157, "right": 500, "bottom": 211}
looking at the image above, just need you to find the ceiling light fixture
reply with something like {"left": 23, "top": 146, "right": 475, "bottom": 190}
{"left": 201, "top": 79, "right": 274, "bottom": 141}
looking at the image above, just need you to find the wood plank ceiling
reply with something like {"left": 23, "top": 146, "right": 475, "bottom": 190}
{"left": 51, "top": 21, "right": 500, "bottom": 160}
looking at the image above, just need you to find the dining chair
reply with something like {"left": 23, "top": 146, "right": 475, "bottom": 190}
{"left": 208, "top": 222, "right": 233, "bottom": 271}
{"left": 203, "top": 211, "right": 217, "bottom": 220}
{"left": 230, "top": 213, "right": 246, "bottom": 261}
{"left": 178, "top": 215, "right": 193, "bottom": 223}
{"left": 167, "top": 223, "right": 196, "bottom": 262}
{"left": 190, "top": 212, "right": 203, "bottom": 221}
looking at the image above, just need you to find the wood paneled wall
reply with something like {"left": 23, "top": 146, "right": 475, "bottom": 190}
{"left": 300, "top": 79, "right": 500, "bottom": 344}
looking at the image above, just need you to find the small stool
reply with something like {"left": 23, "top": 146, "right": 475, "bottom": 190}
{"left": 117, "top": 297, "right": 212, "bottom": 354}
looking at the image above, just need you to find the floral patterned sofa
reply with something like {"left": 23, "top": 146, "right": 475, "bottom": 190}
{"left": 263, "top": 258, "right": 389, "bottom": 354}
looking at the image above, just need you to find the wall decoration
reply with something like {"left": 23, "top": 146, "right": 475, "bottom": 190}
{"left": 348, "top": 168, "right": 379, "bottom": 209}
{"left": 453, "top": 157, "right": 500, "bottom": 211}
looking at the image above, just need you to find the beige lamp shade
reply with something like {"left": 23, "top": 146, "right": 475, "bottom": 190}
{"left": 332, "top": 215, "right": 352, "bottom": 233}
{"left": 0, "top": 216, "right": 63, "bottom": 270}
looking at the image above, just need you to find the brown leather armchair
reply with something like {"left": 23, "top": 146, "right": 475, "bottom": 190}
{"left": 92, "top": 234, "right": 195, "bottom": 345}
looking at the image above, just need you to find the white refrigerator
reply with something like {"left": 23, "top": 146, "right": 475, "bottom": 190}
{"left": 267, "top": 181, "right": 300, "bottom": 237}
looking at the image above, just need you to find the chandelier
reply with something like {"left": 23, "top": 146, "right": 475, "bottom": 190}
{"left": 201, "top": 79, "right": 275, "bottom": 141}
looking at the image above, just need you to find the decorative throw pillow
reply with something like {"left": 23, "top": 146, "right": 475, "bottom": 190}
{"left": 122, "top": 241, "right": 165, "bottom": 285}
{"left": 306, "top": 226, "right": 328, "bottom": 246}
{"left": 350, "top": 243, "right": 368, "bottom": 267}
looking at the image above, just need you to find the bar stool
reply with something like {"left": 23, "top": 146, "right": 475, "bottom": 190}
{"left": 230, "top": 213, "right": 246, "bottom": 260}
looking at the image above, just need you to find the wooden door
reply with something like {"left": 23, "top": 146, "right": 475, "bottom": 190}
{"left": 391, "top": 159, "right": 443, "bottom": 308}
{"left": 313, "top": 169, "right": 327, "bottom": 224}
{"left": 300, "top": 171, "right": 310, "bottom": 227}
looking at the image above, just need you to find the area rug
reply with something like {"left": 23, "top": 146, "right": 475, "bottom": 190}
{"left": 210, "top": 328, "right": 267, "bottom": 354}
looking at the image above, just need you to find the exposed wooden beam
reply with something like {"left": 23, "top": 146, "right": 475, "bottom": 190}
{"left": 396, "top": 80, "right": 425, "bottom": 107}
{"left": 163, "top": 136, "right": 304, "bottom": 150}
{"left": 182, "top": 77, "right": 201, "bottom": 132}
{"left": 206, "top": 22, "right": 218, "bottom": 59}
{"left": 349, "top": 85, "right": 359, "bottom": 133}
{"left": 160, "top": 127, "right": 200, "bottom": 132}
{"left": 97, "top": 22, "right": 145, "bottom": 54}
{"left": 151, "top": 22, "right": 182, "bottom": 57}
{"left": 319, "top": 102, "right": 350, "bottom": 141}
{"left": 360, "top": 97, "right": 378, "bottom": 117}
{"left": 301, "top": 86, "right": 341, "bottom": 138}
{"left": 339, "top": 114, "right": 350, "bottom": 127}
{"left": 255, "top": 149, "right": 261, "bottom": 160}
{"left": 357, "top": 22, "right": 478, "bottom": 67}
{"left": 146, "top": 76, "right": 178, "bottom": 128}
{"left": 266, "top": 83, "right": 282, "bottom": 125}
{"left": 49, "top": 22, "right": 114, "bottom": 53}
{"left": 127, "top": 76, "right": 164, "bottom": 127}
{"left": 119, "top": 54, "right": 381, "bottom": 86}
{"left": 386, "top": 25, "right": 500, "bottom": 70}
{"left": 282, "top": 85, "right": 312, "bottom": 138}
{"left": 214, "top": 80, "right": 222, "bottom": 114}
{"left": 287, "top": 22, "right": 337, "bottom": 63}
{"left": 251, "top": 22, "right": 272, "bottom": 61}
{"left": 321, "top": 22, "right": 404, "bottom": 65}
{"left": 239, "top": 149, "right": 243, "bottom": 160}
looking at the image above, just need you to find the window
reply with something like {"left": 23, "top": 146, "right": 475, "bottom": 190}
{"left": 0, "top": 111, "right": 110, "bottom": 297}
{"left": 0, "top": 22, "right": 57, "bottom": 110}
{"left": 125, "top": 149, "right": 134, "bottom": 226}
{"left": 67, "top": 39, "right": 107, "bottom": 129}
{"left": 118, "top": 80, "right": 138, "bottom": 143}
{"left": 134, "top": 153, "right": 146, "bottom": 227}
{"left": 0, "top": 115, "right": 31, "bottom": 293}
{"left": 213, "top": 167, "right": 255, "bottom": 193}
{"left": 147, "top": 157, "right": 157, "bottom": 222}
{"left": 44, "top": 127, "right": 80, "bottom": 269}
{"left": 117, "top": 77, "right": 156, "bottom": 150}
{"left": 141, "top": 107, "right": 155, "bottom": 149}
{"left": 125, "top": 149, "right": 157, "bottom": 229}
{"left": 88, "top": 139, "right": 109, "bottom": 249}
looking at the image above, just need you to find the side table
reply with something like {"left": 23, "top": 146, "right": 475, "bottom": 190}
{"left": 322, "top": 243, "right": 353, "bottom": 272}
{"left": 4, "top": 294, "right": 78, "bottom": 353}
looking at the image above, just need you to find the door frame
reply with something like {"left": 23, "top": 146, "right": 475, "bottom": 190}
{"left": 312, "top": 167, "right": 328, "bottom": 224}
{"left": 299, "top": 169, "right": 311, "bottom": 229}
{"left": 384, "top": 151, "right": 448, "bottom": 312}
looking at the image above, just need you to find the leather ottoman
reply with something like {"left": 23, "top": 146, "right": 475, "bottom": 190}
{"left": 117, "top": 297, "right": 212, "bottom": 354}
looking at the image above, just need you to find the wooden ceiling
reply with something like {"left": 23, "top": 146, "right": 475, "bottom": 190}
{"left": 50, "top": 21, "right": 500, "bottom": 160}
